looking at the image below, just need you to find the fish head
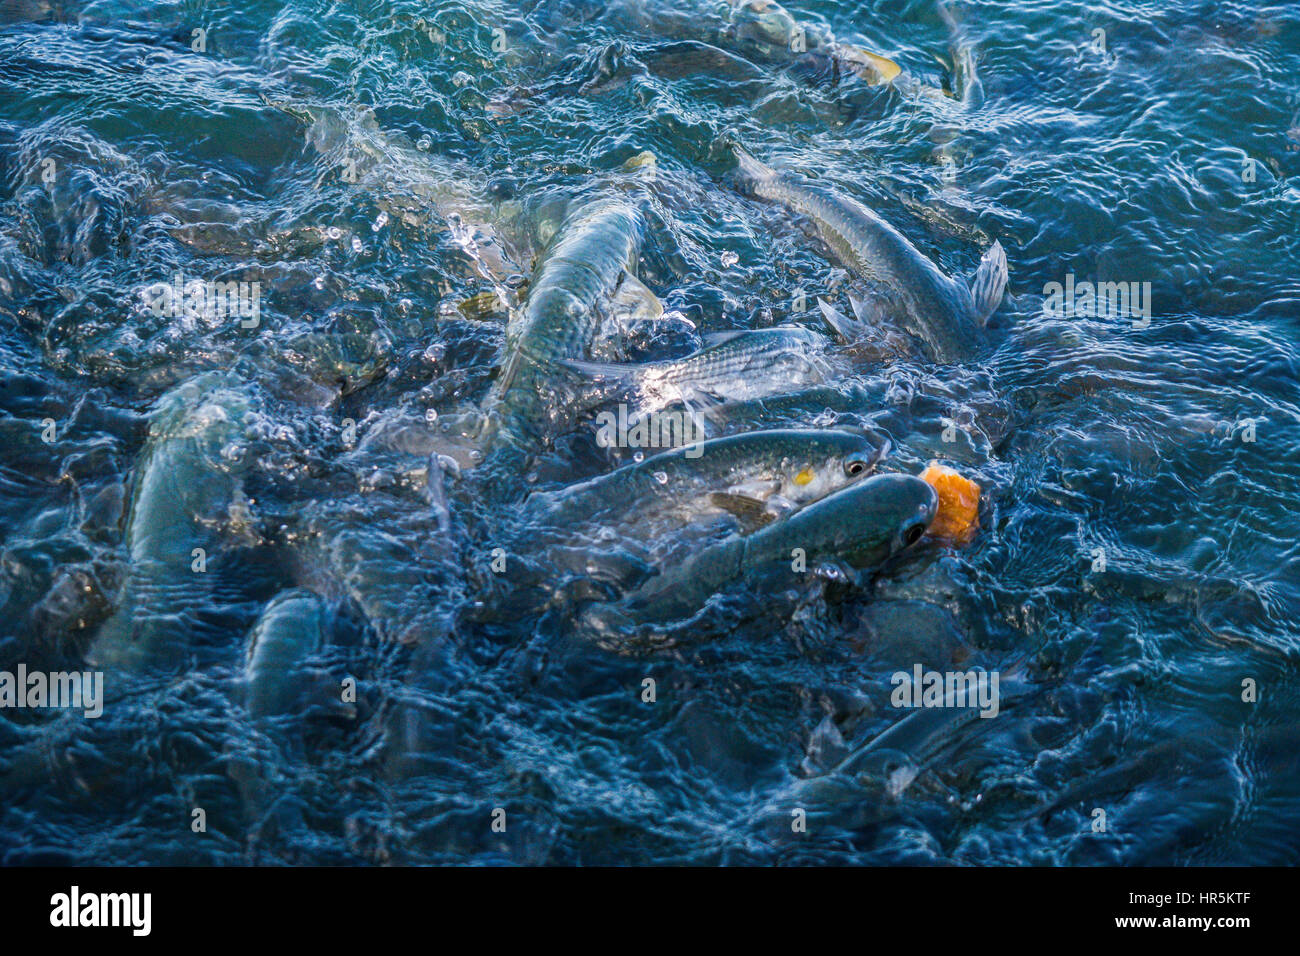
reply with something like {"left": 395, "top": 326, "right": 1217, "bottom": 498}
{"left": 832, "top": 473, "right": 937, "bottom": 567}
{"left": 773, "top": 429, "right": 890, "bottom": 504}
{"left": 770, "top": 472, "right": 937, "bottom": 572}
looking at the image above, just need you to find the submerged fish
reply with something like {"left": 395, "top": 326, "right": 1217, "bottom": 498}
{"left": 733, "top": 147, "right": 1007, "bottom": 362}
{"left": 721, "top": 0, "right": 902, "bottom": 85}
{"left": 90, "top": 374, "right": 262, "bottom": 672}
{"left": 272, "top": 98, "right": 526, "bottom": 289}
{"left": 587, "top": 472, "right": 937, "bottom": 625}
{"left": 243, "top": 589, "right": 350, "bottom": 721}
{"left": 759, "top": 669, "right": 1031, "bottom": 837}
{"left": 562, "top": 325, "right": 835, "bottom": 417}
{"left": 490, "top": 0, "right": 900, "bottom": 118}
{"left": 522, "top": 427, "right": 891, "bottom": 533}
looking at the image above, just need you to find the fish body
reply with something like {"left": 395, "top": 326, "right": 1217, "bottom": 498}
{"left": 734, "top": 148, "right": 1006, "bottom": 362}
{"left": 564, "top": 325, "right": 834, "bottom": 416}
{"left": 523, "top": 427, "right": 890, "bottom": 531}
{"left": 90, "top": 374, "right": 259, "bottom": 672}
{"left": 244, "top": 589, "right": 339, "bottom": 720}
{"left": 486, "top": 196, "right": 646, "bottom": 445}
{"left": 603, "top": 472, "right": 937, "bottom": 621}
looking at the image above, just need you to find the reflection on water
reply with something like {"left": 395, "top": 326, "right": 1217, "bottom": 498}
{"left": 1, "top": 0, "right": 1299, "bottom": 865}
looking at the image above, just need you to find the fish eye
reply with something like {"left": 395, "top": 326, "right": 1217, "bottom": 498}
{"left": 844, "top": 456, "right": 869, "bottom": 477}
{"left": 902, "top": 522, "right": 926, "bottom": 547}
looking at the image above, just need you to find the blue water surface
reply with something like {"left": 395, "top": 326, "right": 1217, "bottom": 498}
{"left": 1, "top": 0, "right": 1298, "bottom": 864}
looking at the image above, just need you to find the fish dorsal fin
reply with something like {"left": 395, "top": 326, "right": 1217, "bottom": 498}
{"left": 611, "top": 269, "right": 664, "bottom": 323}
{"left": 848, "top": 289, "right": 896, "bottom": 326}
{"left": 818, "top": 294, "right": 893, "bottom": 342}
{"left": 709, "top": 492, "right": 777, "bottom": 531}
{"left": 969, "top": 240, "right": 1008, "bottom": 325}
{"left": 817, "top": 298, "right": 858, "bottom": 341}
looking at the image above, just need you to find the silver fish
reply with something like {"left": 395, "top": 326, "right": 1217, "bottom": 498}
{"left": 721, "top": 0, "right": 902, "bottom": 85}
{"left": 561, "top": 325, "right": 835, "bottom": 417}
{"left": 522, "top": 427, "right": 890, "bottom": 533}
{"left": 733, "top": 146, "right": 1007, "bottom": 362}
{"left": 488, "top": 197, "right": 646, "bottom": 424}
{"left": 273, "top": 98, "right": 526, "bottom": 289}
{"left": 90, "top": 373, "right": 259, "bottom": 672}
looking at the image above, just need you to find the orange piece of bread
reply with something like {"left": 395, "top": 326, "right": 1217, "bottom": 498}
{"left": 920, "top": 462, "right": 981, "bottom": 544}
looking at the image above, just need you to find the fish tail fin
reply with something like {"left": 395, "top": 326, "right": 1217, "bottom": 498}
{"left": 969, "top": 240, "right": 1008, "bottom": 325}
{"left": 817, "top": 298, "right": 862, "bottom": 341}
{"left": 558, "top": 356, "right": 648, "bottom": 408}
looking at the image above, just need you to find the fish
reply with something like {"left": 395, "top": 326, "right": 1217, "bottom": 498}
{"left": 89, "top": 373, "right": 263, "bottom": 673}
{"left": 487, "top": 196, "right": 646, "bottom": 427}
{"left": 588, "top": 472, "right": 937, "bottom": 625}
{"left": 759, "top": 661, "right": 1036, "bottom": 837}
{"left": 244, "top": 589, "right": 352, "bottom": 721}
{"left": 270, "top": 98, "right": 526, "bottom": 290}
{"left": 521, "top": 427, "right": 891, "bottom": 533}
{"left": 732, "top": 146, "right": 1008, "bottom": 362}
{"left": 722, "top": 0, "right": 902, "bottom": 85}
{"left": 561, "top": 325, "right": 835, "bottom": 418}
{"left": 489, "top": 0, "right": 900, "bottom": 119}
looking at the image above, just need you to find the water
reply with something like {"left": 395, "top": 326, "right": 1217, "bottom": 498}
{"left": 1, "top": 0, "right": 1298, "bottom": 865}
